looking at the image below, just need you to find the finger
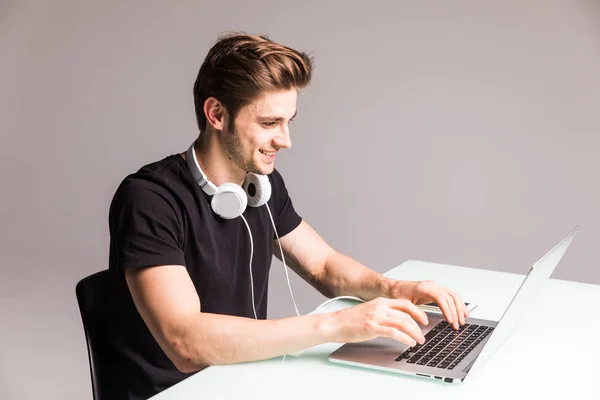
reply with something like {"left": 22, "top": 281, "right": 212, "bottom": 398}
{"left": 445, "top": 295, "right": 460, "bottom": 330}
{"left": 385, "top": 308, "right": 426, "bottom": 344}
{"left": 449, "top": 291, "right": 467, "bottom": 324}
{"left": 375, "top": 324, "right": 419, "bottom": 347}
{"left": 434, "top": 294, "right": 456, "bottom": 328}
{"left": 385, "top": 298, "right": 429, "bottom": 326}
{"left": 445, "top": 291, "right": 466, "bottom": 324}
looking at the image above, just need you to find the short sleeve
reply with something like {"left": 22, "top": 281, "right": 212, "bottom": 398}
{"left": 268, "top": 169, "right": 302, "bottom": 239}
{"left": 109, "top": 178, "right": 186, "bottom": 270}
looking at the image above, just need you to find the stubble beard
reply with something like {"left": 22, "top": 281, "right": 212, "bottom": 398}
{"left": 223, "top": 122, "right": 263, "bottom": 175}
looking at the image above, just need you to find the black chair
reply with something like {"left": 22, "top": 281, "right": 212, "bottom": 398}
{"left": 76, "top": 270, "right": 114, "bottom": 400}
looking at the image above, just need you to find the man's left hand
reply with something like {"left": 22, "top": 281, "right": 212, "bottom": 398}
{"left": 384, "top": 279, "right": 469, "bottom": 330}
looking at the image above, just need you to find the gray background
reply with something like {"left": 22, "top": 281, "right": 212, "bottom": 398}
{"left": 1, "top": 0, "right": 599, "bottom": 399}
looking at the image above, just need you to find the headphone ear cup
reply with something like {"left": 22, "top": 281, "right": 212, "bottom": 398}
{"left": 243, "top": 173, "right": 271, "bottom": 207}
{"left": 211, "top": 183, "right": 248, "bottom": 219}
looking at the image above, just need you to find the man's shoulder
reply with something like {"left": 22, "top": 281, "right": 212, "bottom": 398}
{"left": 111, "top": 154, "right": 189, "bottom": 208}
{"left": 133, "top": 153, "right": 186, "bottom": 181}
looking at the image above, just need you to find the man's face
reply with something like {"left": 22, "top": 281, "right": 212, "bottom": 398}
{"left": 222, "top": 88, "right": 297, "bottom": 175}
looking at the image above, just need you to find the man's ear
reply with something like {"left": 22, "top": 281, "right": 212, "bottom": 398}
{"left": 204, "top": 97, "right": 226, "bottom": 131}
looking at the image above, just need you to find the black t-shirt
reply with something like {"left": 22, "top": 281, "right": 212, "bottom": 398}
{"left": 105, "top": 154, "right": 302, "bottom": 399}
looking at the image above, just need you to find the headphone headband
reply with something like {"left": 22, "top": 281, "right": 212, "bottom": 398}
{"left": 186, "top": 141, "right": 217, "bottom": 195}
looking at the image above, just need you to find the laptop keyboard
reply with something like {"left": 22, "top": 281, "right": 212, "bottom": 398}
{"left": 395, "top": 321, "right": 494, "bottom": 370}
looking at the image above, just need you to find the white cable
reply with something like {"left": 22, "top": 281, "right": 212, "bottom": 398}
{"left": 265, "top": 203, "right": 300, "bottom": 364}
{"left": 312, "top": 295, "right": 365, "bottom": 313}
{"left": 246, "top": 206, "right": 366, "bottom": 363}
{"left": 265, "top": 203, "right": 300, "bottom": 317}
{"left": 240, "top": 215, "right": 258, "bottom": 320}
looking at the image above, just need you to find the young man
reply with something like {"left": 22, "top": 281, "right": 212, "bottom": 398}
{"left": 106, "top": 33, "right": 469, "bottom": 399}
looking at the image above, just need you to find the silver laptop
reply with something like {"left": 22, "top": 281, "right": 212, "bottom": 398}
{"left": 328, "top": 226, "right": 579, "bottom": 383}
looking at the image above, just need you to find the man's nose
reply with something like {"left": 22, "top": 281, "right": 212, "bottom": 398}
{"left": 273, "top": 128, "right": 292, "bottom": 149}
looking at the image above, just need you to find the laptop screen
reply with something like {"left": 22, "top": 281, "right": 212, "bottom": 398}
{"left": 464, "top": 226, "right": 578, "bottom": 378}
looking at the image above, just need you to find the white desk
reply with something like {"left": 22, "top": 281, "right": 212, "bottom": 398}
{"left": 150, "top": 260, "right": 599, "bottom": 400}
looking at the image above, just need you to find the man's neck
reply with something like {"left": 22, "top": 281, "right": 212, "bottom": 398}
{"left": 183, "top": 132, "right": 246, "bottom": 187}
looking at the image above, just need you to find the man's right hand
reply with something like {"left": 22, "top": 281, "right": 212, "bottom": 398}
{"left": 321, "top": 297, "right": 429, "bottom": 347}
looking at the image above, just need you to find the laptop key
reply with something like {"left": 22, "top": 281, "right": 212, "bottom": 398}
{"left": 395, "top": 349, "right": 416, "bottom": 360}
{"left": 407, "top": 355, "right": 421, "bottom": 364}
{"left": 427, "top": 330, "right": 442, "bottom": 338}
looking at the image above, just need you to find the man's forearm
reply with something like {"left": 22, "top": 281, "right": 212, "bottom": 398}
{"left": 175, "top": 312, "right": 331, "bottom": 373}
{"left": 316, "top": 251, "right": 395, "bottom": 300}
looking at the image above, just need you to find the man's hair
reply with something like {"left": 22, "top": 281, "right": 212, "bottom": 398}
{"left": 193, "top": 32, "right": 314, "bottom": 132}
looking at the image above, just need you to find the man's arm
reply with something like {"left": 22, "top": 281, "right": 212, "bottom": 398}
{"left": 125, "top": 265, "right": 330, "bottom": 373}
{"left": 125, "top": 263, "right": 429, "bottom": 373}
{"left": 273, "top": 220, "right": 468, "bottom": 329}
{"left": 273, "top": 220, "right": 390, "bottom": 300}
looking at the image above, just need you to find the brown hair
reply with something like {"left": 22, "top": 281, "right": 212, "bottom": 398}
{"left": 193, "top": 32, "right": 314, "bottom": 132}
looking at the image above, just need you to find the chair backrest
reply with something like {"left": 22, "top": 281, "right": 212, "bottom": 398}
{"left": 75, "top": 270, "right": 113, "bottom": 400}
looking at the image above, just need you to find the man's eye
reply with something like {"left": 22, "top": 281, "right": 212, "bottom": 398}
{"left": 262, "top": 122, "right": 277, "bottom": 127}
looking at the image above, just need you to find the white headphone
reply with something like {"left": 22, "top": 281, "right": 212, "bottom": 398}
{"left": 185, "top": 141, "right": 272, "bottom": 219}
{"left": 185, "top": 140, "right": 300, "bottom": 327}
